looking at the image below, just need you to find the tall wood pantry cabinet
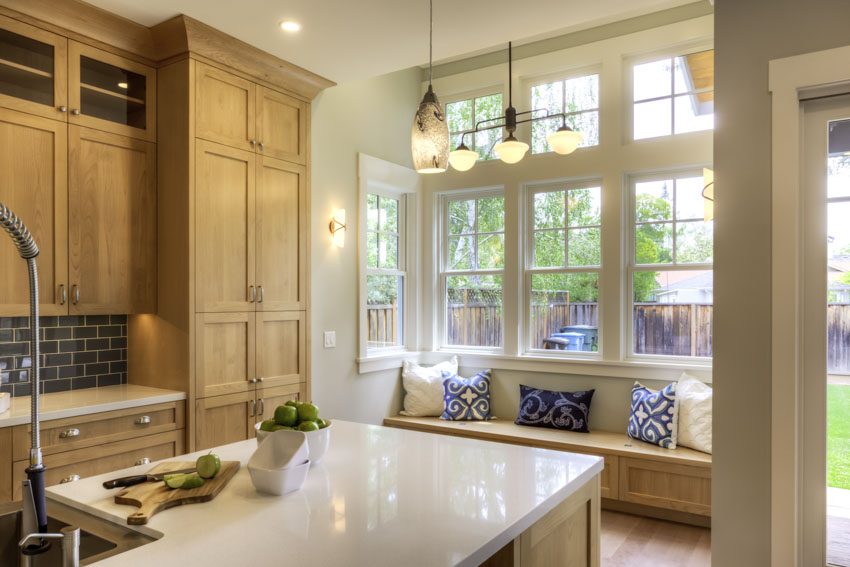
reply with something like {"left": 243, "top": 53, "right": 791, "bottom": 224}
{"left": 0, "top": 13, "right": 156, "bottom": 316}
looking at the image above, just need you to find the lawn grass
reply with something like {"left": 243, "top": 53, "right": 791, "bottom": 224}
{"left": 828, "top": 384, "right": 850, "bottom": 490}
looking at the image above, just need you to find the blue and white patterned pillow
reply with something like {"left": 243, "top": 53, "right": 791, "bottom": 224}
{"left": 515, "top": 385, "right": 594, "bottom": 432}
{"left": 440, "top": 370, "right": 493, "bottom": 421}
{"left": 627, "top": 381, "right": 679, "bottom": 449}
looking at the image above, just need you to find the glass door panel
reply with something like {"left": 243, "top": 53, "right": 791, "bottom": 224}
{"left": 79, "top": 55, "right": 146, "bottom": 130}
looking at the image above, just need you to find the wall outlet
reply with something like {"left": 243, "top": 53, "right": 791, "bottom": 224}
{"left": 323, "top": 331, "right": 336, "bottom": 348}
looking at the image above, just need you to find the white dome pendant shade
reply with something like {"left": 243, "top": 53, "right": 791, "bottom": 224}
{"left": 546, "top": 125, "right": 583, "bottom": 155}
{"left": 411, "top": 85, "right": 450, "bottom": 173}
{"left": 448, "top": 142, "right": 479, "bottom": 171}
{"left": 494, "top": 134, "right": 529, "bottom": 164}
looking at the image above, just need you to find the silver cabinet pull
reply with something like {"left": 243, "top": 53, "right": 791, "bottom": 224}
{"left": 60, "top": 475, "right": 80, "bottom": 484}
{"left": 134, "top": 415, "right": 151, "bottom": 425}
{"left": 249, "top": 285, "right": 255, "bottom": 303}
{"left": 258, "top": 286, "right": 264, "bottom": 303}
{"left": 59, "top": 428, "right": 80, "bottom": 439}
{"left": 135, "top": 458, "right": 151, "bottom": 466}
{"left": 58, "top": 106, "right": 67, "bottom": 113}
{"left": 258, "top": 141, "right": 264, "bottom": 150}
{"left": 250, "top": 139, "right": 256, "bottom": 147}
{"left": 59, "top": 284, "right": 66, "bottom": 305}
{"left": 249, "top": 378, "right": 257, "bottom": 384}
{"left": 251, "top": 400, "right": 256, "bottom": 417}
{"left": 71, "top": 109, "right": 80, "bottom": 115}
{"left": 258, "top": 377, "right": 264, "bottom": 383}
{"left": 72, "top": 285, "right": 80, "bottom": 305}
{"left": 258, "top": 398, "right": 264, "bottom": 416}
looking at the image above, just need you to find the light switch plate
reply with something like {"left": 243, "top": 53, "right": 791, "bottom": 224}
{"left": 323, "top": 331, "right": 336, "bottom": 348}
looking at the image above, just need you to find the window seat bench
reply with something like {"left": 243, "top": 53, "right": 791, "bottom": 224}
{"left": 383, "top": 415, "right": 711, "bottom": 527}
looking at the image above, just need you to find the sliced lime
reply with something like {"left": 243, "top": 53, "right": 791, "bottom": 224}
{"left": 181, "top": 475, "right": 205, "bottom": 489}
{"left": 165, "top": 474, "right": 187, "bottom": 489}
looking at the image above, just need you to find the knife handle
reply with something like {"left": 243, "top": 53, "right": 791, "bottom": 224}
{"left": 102, "top": 475, "right": 149, "bottom": 489}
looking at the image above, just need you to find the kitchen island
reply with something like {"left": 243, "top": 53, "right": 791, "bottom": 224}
{"left": 47, "top": 420, "right": 603, "bottom": 566}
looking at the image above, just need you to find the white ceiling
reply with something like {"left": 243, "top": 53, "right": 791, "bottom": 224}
{"left": 85, "top": 0, "right": 698, "bottom": 84}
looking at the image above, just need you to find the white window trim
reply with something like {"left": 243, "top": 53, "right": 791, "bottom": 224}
{"left": 624, "top": 168, "right": 713, "bottom": 365}
{"left": 437, "top": 186, "right": 506, "bottom": 352}
{"left": 523, "top": 177, "right": 604, "bottom": 358}
{"left": 443, "top": 87, "right": 505, "bottom": 161}
{"left": 624, "top": 40, "right": 714, "bottom": 143}
{"left": 357, "top": 154, "right": 419, "bottom": 369}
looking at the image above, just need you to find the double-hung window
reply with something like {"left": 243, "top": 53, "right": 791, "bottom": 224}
{"left": 446, "top": 93, "right": 503, "bottom": 160}
{"left": 526, "top": 181, "right": 602, "bottom": 353}
{"left": 530, "top": 73, "right": 600, "bottom": 153}
{"left": 440, "top": 191, "right": 505, "bottom": 349}
{"left": 365, "top": 192, "right": 406, "bottom": 350}
{"left": 629, "top": 172, "right": 713, "bottom": 358}
{"left": 632, "top": 49, "right": 714, "bottom": 139}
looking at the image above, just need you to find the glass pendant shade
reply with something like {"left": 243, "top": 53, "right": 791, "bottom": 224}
{"left": 449, "top": 143, "right": 478, "bottom": 171}
{"left": 494, "top": 135, "right": 529, "bottom": 164}
{"left": 546, "top": 127, "right": 583, "bottom": 155}
{"left": 412, "top": 85, "right": 450, "bottom": 173}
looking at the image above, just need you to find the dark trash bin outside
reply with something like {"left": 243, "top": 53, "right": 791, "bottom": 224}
{"left": 556, "top": 325, "right": 598, "bottom": 352}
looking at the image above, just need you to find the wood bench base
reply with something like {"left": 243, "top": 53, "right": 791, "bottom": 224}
{"left": 383, "top": 416, "right": 711, "bottom": 527}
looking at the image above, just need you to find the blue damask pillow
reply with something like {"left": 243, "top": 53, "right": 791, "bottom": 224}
{"left": 440, "top": 370, "right": 493, "bottom": 421}
{"left": 627, "top": 381, "right": 679, "bottom": 449}
{"left": 515, "top": 385, "right": 594, "bottom": 432}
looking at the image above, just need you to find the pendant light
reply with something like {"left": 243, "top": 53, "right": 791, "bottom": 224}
{"left": 448, "top": 42, "right": 583, "bottom": 171}
{"left": 411, "top": 0, "right": 449, "bottom": 174}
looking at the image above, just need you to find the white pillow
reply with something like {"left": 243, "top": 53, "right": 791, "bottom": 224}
{"left": 676, "top": 372, "right": 712, "bottom": 454}
{"left": 400, "top": 356, "right": 458, "bottom": 417}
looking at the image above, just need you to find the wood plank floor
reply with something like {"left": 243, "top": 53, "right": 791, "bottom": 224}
{"left": 829, "top": 514, "right": 850, "bottom": 566}
{"left": 601, "top": 510, "right": 711, "bottom": 567}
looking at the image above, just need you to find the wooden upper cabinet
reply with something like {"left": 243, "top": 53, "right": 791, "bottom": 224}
{"left": 256, "top": 311, "right": 305, "bottom": 389}
{"left": 195, "top": 140, "right": 256, "bottom": 312}
{"left": 0, "top": 15, "right": 67, "bottom": 120}
{"left": 68, "top": 41, "right": 155, "bottom": 142}
{"left": 195, "top": 62, "right": 256, "bottom": 152}
{"left": 0, "top": 108, "right": 68, "bottom": 316}
{"left": 68, "top": 126, "right": 156, "bottom": 314}
{"left": 195, "top": 312, "right": 256, "bottom": 398}
{"left": 256, "top": 86, "right": 307, "bottom": 164}
{"left": 256, "top": 157, "right": 306, "bottom": 311}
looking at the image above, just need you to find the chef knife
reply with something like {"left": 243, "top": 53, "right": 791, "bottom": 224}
{"left": 102, "top": 466, "right": 197, "bottom": 489}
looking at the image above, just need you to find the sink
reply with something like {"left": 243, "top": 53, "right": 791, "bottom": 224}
{"left": 0, "top": 499, "right": 156, "bottom": 566}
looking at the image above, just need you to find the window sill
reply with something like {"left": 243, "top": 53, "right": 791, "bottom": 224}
{"left": 356, "top": 350, "right": 419, "bottom": 374}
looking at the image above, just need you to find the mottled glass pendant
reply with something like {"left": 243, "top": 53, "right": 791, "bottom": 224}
{"left": 411, "top": 85, "right": 449, "bottom": 173}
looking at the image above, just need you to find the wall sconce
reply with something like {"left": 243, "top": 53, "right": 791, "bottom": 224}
{"left": 702, "top": 168, "right": 714, "bottom": 222}
{"left": 329, "top": 209, "right": 346, "bottom": 247}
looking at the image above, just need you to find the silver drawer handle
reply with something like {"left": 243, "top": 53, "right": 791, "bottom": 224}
{"left": 59, "top": 428, "right": 80, "bottom": 439}
{"left": 134, "top": 415, "right": 152, "bottom": 425}
{"left": 60, "top": 475, "right": 80, "bottom": 484}
{"left": 135, "top": 458, "right": 151, "bottom": 466}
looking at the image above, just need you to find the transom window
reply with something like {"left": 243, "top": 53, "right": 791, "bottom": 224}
{"left": 446, "top": 93, "right": 503, "bottom": 160}
{"left": 366, "top": 193, "right": 405, "bottom": 349}
{"left": 633, "top": 50, "right": 714, "bottom": 140}
{"left": 531, "top": 73, "right": 600, "bottom": 153}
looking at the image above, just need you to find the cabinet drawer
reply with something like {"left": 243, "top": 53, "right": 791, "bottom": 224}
{"left": 13, "top": 429, "right": 183, "bottom": 500}
{"left": 12, "top": 402, "right": 184, "bottom": 461}
{"left": 618, "top": 457, "right": 711, "bottom": 516}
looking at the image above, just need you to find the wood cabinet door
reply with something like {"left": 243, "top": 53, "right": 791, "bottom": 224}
{"left": 195, "top": 62, "right": 256, "bottom": 152}
{"left": 195, "top": 140, "right": 256, "bottom": 312}
{"left": 0, "top": 14, "right": 67, "bottom": 121}
{"left": 68, "top": 41, "right": 156, "bottom": 142}
{"left": 196, "top": 312, "right": 256, "bottom": 398}
{"left": 68, "top": 126, "right": 156, "bottom": 314}
{"left": 0, "top": 108, "right": 68, "bottom": 316}
{"left": 195, "top": 391, "right": 255, "bottom": 451}
{"left": 256, "top": 157, "right": 306, "bottom": 311}
{"left": 255, "top": 383, "right": 303, "bottom": 424}
{"left": 256, "top": 311, "right": 305, "bottom": 390}
{"left": 256, "top": 86, "right": 307, "bottom": 164}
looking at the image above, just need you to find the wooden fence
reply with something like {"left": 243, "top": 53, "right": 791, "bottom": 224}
{"left": 367, "top": 302, "right": 398, "bottom": 347}
{"left": 829, "top": 303, "right": 850, "bottom": 374}
{"left": 633, "top": 303, "right": 712, "bottom": 357}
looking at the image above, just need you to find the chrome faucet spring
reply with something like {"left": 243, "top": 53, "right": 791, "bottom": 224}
{"left": 0, "top": 202, "right": 39, "bottom": 259}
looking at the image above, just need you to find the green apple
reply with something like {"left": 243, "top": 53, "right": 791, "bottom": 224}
{"left": 274, "top": 404, "right": 298, "bottom": 426}
{"left": 270, "top": 424, "right": 292, "bottom": 431}
{"left": 316, "top": 418, "right": 330, "bottom": 429}
{"left": 285, "top": 400, "right": 302, "bottom": 409}
{"left": 298, "top": 403, "right": 319, "bottom": 423}
{"left": 196, "top": 453, "right": 221, "bottom": 479}
{"left": 259, "top": 419, "right": 277, "bottom": 432}
{"left": 298, "top": 420, "right": 319, "bottom": 432}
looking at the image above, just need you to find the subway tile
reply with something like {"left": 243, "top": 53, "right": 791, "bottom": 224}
{"left": 0, "top": 357, "right": 13, "bottom": 371}
{"left": 85, "top": 362, "right": 109, "bottom": 376}
{"left": 9, "top": 370, "right": 28, "bottom": 383}
{"left": 40, "top": 341, "right": 58, "bottom": 354}
{"left": 0, "top": 372, "right": 8, "bottom": 384}
{"left": 98, "top": 349, "right": 121, "bottom": 363}
{"left": 45, "top": 353, "right": 72, "bottom": 366}
{"left": 58, "top": 316, "right": 83, "bottom": 327}
{"left": 72, "top": 376, "right": 96, "bottom": 390}
{"left": 73, "top": 351, "right": 97, "bottom": 365}
{"left": 14, "top": 383, "right": 30, "bottom": 397}
{"left": 41, "top": 367, "right": 57, "bottom": 380}
{"left": 0, "top": 384, "right": 11, "bottom": 394}
{"left": 97, "top": 374, "right": 121, "bottom": 387}
{"left": 85, "top": 315, "right": 110, "bottom": 326}
{"left": 43, "top": 379, "right": 70, "bottom": 394}
{"left": 0, "top": 343, "right": 27, "bottom": 356}
{"left": 39, "top": 316, "right": 58, "bottom": 328}
{"left": 0, "top": 329, "right": 13, "bottom": 342}
{"left": 59, "top": 365, "right": 85, "bottom": 379}
{"left": 98, "top": 326, "right": 121, "bottom": 338}
{"left": 73, "top": 326, "right": 97, "bottom": 339}
{"left": 9, "top": 317, "right": 29, "bottom": 328}
{"left": 16, "top": 356, "right": 31, "bottom": 369}
{"left": 110, "top": 337, "right": 127, "bottom": 349}
{"left": 86, "top": 338, "right": 109, "bottom": 351}
{"left": 121, "top": 373, "right": 127, "bottom": 384}
{"left": 110, "top": 315, "right": 127, "bottom": 325}
{"left": 15, "top": 329, "right": 30, "bottom": 342}
{"left": 110, "top": 360, "right": 127, "bottom": 373}
{"left": 44, "top": 327, "right": 71, "bottom": 340}
{"left": 59, "top": 339, "right": 86, "bottom": 353}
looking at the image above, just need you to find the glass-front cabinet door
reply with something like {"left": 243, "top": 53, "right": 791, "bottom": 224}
{"left": 0, "top": 15, "right": 67, "bottom": 120}
{"left": 68, "top": 41, "right": 155, "bottom": 141}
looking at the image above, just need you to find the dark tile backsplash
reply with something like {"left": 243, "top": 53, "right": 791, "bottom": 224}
{"left": 0, "top": 315, "right": 127, "bottom": 397}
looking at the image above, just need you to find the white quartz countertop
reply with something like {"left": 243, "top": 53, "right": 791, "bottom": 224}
{"left": 0, "top": 384, "right": 186, "bottom": 428}
{"left": 47, "top": 420, "right": 602, "bottom": 567}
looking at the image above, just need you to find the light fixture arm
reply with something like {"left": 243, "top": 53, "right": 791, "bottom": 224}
{"left": 455, "top": 108, "right": 574, "bottom": 149}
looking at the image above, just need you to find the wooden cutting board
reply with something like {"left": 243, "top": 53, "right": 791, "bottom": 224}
{"left": 114, "top": 461, "right": 239, "bottom": 525}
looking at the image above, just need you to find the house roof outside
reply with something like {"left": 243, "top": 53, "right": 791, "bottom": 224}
{"left": 654, "top": 270, "right": 713, "bottom": 294}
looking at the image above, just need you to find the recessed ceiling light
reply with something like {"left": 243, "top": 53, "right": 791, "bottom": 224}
{"left": 280, "top": 20, "right": 301, "bottom": 32}
{"left": 117, "top": 82, "right": 128, "bottom": 89}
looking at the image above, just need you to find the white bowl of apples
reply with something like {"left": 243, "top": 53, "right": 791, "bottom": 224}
{"left": 255, "top": 401, "right": 332, "bottom": 465}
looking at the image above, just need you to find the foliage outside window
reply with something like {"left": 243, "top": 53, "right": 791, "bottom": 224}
{"left": 442, "top": 193, "right": 505, "bottom": 348}
{"left": 528, "top": 184, "right": 601, "bottom": 352}
{"left": 366, "top": 193, "right": 405, "bottom": 349}
{"left": 531, "top": 74, "right": 599, "bottom": 153}
{"left": 631, "top": 174, "right": 713, "bottom": 358}
{"left": 446, "top": 94, "right": 503, "bottom": 160}
{"left": 633, "top": 50, "right": 714, "bottom": 140}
